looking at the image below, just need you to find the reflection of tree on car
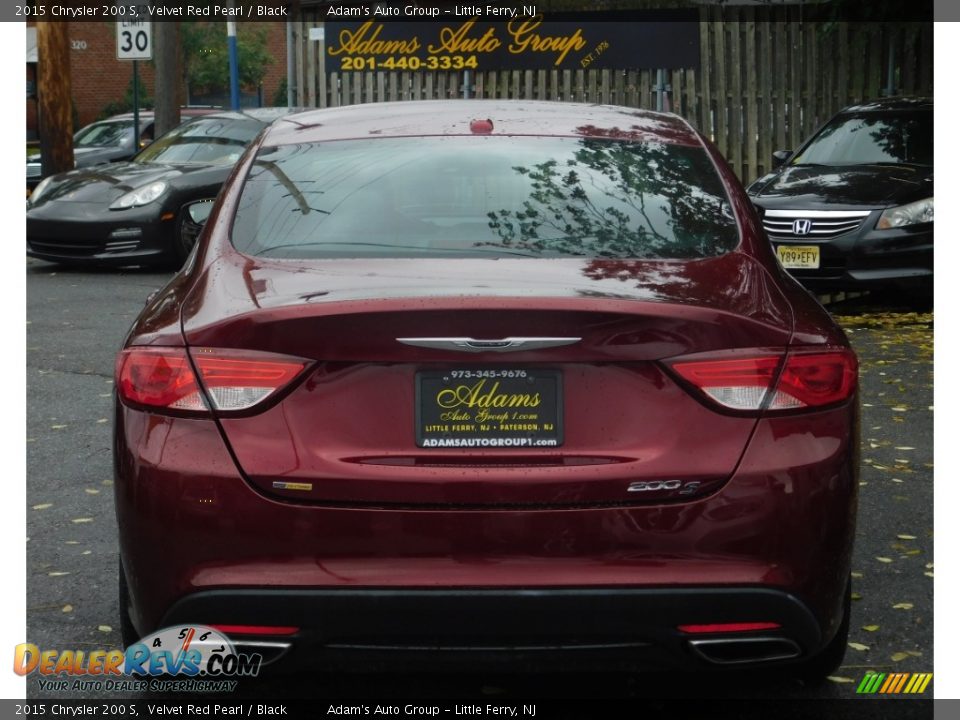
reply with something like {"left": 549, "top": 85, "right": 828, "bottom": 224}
{"left": 483, "top": 139, "right": 737, "bottom": 259}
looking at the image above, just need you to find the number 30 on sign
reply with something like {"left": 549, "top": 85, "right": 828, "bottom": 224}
{"left": 117, "top": 21, "right": 152, "bottom": 61}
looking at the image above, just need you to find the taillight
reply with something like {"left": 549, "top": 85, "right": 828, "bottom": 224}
{"left": 666, "top": 348, "right": 857, "bottom": 413}
{"left": 116, "top": 347, "right": 310, "bottom": 414}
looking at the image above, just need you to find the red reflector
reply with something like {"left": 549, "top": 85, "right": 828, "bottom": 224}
{"left": 678, "top": 622, "right": 781, "bottom": 634}
{"left": 210, "top": 625, "right": 299, "bottom": 636}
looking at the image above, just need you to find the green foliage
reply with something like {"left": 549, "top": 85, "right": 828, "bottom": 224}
{"left": 98, "top": 76, "right": 153, "bottom": 120}
{"left": 272, "top": 77, "right": 288, "bottom": 107}
{"left": 181, "top": 22, "right": 274, "bottom": 92}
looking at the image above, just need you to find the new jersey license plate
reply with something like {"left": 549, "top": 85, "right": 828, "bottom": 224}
{"left": 776, "top": 244, "right": 820, "bottom": 269}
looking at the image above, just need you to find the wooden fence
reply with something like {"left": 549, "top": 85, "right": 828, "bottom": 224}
{"left": 292, "top": 8, "right": 933, "bottom": 184}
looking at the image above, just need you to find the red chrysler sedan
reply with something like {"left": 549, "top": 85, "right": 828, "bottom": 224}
{"left": 114, "top": 101, "right": 858, "bottom": 680}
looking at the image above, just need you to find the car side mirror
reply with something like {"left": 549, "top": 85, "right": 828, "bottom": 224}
{"left": 771, "top": 150, "right": 792, "bottom": 169}
{"left": 185, "top": 200, "right": 214, "bottom": 226}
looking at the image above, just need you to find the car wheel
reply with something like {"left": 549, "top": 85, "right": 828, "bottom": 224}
{"left": 118, "top": 557, "right": 139, "bottom": 649}
{"left": 174, "top": 203, "right": 208, "bottom": 263}
{"left": 795, "top": 578, "right": 851, "bottom": 685}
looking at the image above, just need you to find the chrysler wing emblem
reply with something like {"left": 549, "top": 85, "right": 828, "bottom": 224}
{"left": 792, "top": 218, "right": 813, "bottom": 236}
{"left": 396, "top": 337, "right": 581, "bottom": 353}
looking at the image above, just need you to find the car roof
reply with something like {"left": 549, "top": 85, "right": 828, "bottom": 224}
{"left": 839, "top": 96, "right": 932, "bottom": 114}
{"left": 197, "top": 107, "right": 309, "bottom": 123}
{"left": 263, "top": 100, "right": 701, "bottom": 146}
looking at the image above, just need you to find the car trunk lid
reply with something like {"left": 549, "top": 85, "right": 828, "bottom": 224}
{"left": 181, "top": 253, "right": 793, "bottom": 506}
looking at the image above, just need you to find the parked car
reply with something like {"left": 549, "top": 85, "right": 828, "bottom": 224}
{"left": 27, "top": 113, "right": 155, "bottom": 192}
{"left": 26, "top": 108, "right": 219, "bottom": 191}
{"left": 27, "top": 108, "right": 298, "bottom": 267}
{"left": 114, "top": 101, "right": 858, "bottom": 680}
{"left": 747, "top": 97, "right": 932, "bottom": 292}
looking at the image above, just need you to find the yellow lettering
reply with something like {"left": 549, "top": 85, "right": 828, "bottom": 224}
{"left": 428, "top": 19, "right": 501, "bottom": 54}
{"left": 327, "top": 21, "right": 421, "bottom": 57}
{"left": 436, "top": 380, "right": 541, "bottom": 410}
{"left": 507, "top": 18, "right": 586, "bottom": 66}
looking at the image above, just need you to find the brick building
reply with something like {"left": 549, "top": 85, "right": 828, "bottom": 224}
{"left": 27, "top": 21, "right": 287, "bottom": 139}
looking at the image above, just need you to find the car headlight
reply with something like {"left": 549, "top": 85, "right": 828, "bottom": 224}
{"left": 876, "top": 197, "right": 933, "bottom": 230}
{"left": 29, "top": 176, "right": 54, "bottom": 204}
{"left": 110, "top": 181, "right": 168, "bottom": 210}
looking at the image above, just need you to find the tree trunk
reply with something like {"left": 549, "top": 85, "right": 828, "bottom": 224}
{"left": 154, "top": 22, "right": 181, "bottom": 137}
{"left": 36, "top": 21, "right": 73, "bottom": 177}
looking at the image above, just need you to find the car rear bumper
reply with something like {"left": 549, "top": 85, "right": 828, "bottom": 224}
{"left": 115, "top": 402, "right": 858, "bottom": 670}
{"left": 160, "top": 587, "right": 821, "bottom": 672}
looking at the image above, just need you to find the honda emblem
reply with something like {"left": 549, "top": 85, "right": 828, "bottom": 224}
{"left": 792, "top": 219, "right": 813, "bottom": 236}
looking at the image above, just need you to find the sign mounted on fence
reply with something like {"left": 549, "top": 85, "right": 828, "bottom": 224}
{"left": 324, "top": 16, "right": 699, "bottom": 73}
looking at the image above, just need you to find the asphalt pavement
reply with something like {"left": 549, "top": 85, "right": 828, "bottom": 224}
{"left": 24, "top": 258, "right": 933, "bottom": 710}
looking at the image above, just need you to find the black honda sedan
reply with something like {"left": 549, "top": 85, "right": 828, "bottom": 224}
{"left": 747, "top": 97, "right": 932, "bottom": 292}
{"left": 26, "top": 108, "right": 298, "bottom": 267}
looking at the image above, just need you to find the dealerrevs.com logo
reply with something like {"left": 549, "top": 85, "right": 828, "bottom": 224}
{"left": 14, "top": 625, "right": 261, "bottom": 693}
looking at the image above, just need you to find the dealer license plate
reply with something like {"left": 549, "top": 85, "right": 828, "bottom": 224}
{"left": 416, "top": 369, "right": 562, "bottom": 448}
{"left": 776, "top": 244, "right": 820, "bottom": 269}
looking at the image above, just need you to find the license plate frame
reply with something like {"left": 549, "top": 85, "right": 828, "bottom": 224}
{"left": 776, "top": 244, "right": 821, "bottom": 269}
{"left": 415, "top": 368, "right": 563, "bottom": 449}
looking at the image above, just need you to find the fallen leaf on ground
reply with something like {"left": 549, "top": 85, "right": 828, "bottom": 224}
{"left": 828, "top": 676, "right": 855, "bottom": 684}
{"left": 891, "top": 652, "right": 910, "bottom": 662}
{"left": 61, "top": 605, "right": 73, "bottom": 613}
{"left": 31, "top": 503, "right": 52, "bottom": 511}
{"left": 47, "top": 571, "right": 69, "bottom": 577}
{"left": 98, "top": 625, "right": 112, "bottom": 633}
{"left": 892, "top": 603, "right": 914, "bottom": 610}
{"left": 875, "top": 557, "right": 893, "bottom": 563}
{"left": 848, "top": 642, "right": 870, "bottom": 652}
{"left": 71, "top": 518, "right": 94, "bottom": 524}
{"left": 862, "top": 625, "right": 880, "bottom": 632}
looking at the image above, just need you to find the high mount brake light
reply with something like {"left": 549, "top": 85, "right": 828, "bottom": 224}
{"left": 116, "top": 347, "right": 309, "bottom": 414}
{"left": 667, "top": 348, "right": 857, "bottom": 412}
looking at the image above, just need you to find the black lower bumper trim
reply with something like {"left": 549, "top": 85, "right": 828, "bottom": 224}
{"left": 157, "top": 587, "right": 823, "bottom": 672}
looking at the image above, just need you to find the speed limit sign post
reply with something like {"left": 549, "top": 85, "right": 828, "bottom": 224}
{"left": 117, "top": 21, "right": 152, "bottom": 61}
{"left": 116, "top": 21, "right": 152, "bottom": 154}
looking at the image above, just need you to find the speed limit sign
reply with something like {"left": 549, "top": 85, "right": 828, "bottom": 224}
{"left": 116, "top": 21, "right": 152, "bottom": 61}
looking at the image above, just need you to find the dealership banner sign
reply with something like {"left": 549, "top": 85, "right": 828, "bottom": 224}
{"left": 324, "top": 16, "right": 700, "bottom": 73}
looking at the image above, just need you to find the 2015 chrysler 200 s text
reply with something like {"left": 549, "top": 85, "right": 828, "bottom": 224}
{"left": 114, "top": 101, "right": 858, "bottom": 680}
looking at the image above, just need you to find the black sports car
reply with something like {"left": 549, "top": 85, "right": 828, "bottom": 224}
{"left": 27, "top": 108, "right": 299, "bottom": 267}
{"left": 747, "top": 97, "right": 932, "bottom": 292}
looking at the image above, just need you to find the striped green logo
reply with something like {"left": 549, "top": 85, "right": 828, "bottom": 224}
{"left": 857, "top": 672, "right": 932, "bottom": 694}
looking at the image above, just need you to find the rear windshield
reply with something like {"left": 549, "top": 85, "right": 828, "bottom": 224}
{"left": 231, "top": 137, "right": 738, "bottom": 260}
{"left": 793, "top": 111, "right": 932, "bottom": 166}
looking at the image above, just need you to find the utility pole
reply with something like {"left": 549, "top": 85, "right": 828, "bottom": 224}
{"left": 35, "top": 20, "right": 73, "bottom": 178}
{"left": 227, "top": 0, "right": 240, "bottom": 110}
{"left": 154, "top": 22, "right": 181, "bottom": 136}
